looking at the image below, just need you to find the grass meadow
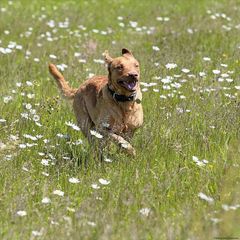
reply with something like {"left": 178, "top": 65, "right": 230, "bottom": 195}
{"left": 0, "top": 0, "right": 240, "bottom": 239}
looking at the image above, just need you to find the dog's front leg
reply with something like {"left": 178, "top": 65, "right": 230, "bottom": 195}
{"left": 107, "top": 132, "right": 136, "bottom": 156}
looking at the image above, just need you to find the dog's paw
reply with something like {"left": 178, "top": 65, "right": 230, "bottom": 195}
{"left": 127, "top": 147, "right": 136, "bottom": 157}
{"left": 121, "top": 142, "right": 136, "bottom": 156}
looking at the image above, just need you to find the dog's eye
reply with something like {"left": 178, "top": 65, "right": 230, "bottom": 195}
{"left": 116, "top": 64, "right": 123, "bottom": 70}
{"left": 135, "top": 63, "right": 139, "bottom": 68}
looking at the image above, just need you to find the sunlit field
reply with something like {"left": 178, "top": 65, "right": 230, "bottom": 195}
{"left": 0, "top": 0, "right": 240, "bottom": 239}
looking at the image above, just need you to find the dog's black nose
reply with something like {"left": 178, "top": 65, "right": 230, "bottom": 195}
{"left": 128, "top": 72, "right": 139, "bottom": 78}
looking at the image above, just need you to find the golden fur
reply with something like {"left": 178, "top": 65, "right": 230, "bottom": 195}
{"left": 49, "top": 48, "right": 143, "bottom": 155}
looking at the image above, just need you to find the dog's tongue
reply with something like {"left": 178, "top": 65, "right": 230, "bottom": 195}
{"left": 125, "top": 81, "right": 136, "bottom": 90}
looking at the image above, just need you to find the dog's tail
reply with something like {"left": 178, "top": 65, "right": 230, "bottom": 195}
{"left": 49, "top": 63, "right": 77, "bottom": 99}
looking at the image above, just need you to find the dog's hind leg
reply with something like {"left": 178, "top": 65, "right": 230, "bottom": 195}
{"left": 73, "top": 94, "right": 93, "bottom": 140}
{"left": 73, "top": 94, "right": 105, "bottom": 161}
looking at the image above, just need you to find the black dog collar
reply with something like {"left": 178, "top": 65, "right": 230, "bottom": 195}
{"left": 107, "top": 85, "right": 136, "bottom": 102}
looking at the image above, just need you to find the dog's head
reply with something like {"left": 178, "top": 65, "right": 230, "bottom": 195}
{"left": 104, "top": 48, "right": 140, "bottom": 96}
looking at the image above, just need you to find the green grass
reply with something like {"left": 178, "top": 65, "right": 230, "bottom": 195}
{"left": 0, "top": 0, "right": 240, "bottom": 239}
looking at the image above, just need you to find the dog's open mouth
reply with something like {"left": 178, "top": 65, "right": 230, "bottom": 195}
{"left": 118, "top": 80, "right": 137, "bottom": 91}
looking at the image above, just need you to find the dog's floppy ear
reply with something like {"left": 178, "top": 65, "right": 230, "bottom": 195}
{"left": 103, "top": 50, "right": 113, "bottom": 64}
{"left": 122, "top": 48, "right": 133, "bottom": 56}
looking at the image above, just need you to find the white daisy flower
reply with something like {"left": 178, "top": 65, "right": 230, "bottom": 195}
{"left": 19, "top": 144, "right": 27, "bottom": 149}
{"left": 118, "top": 22, "right": 125, "bottom": 27}
{"left": 74, "top": 52, "right": 81, "bottom": 57}
{"left": 49, "top": 54, "right": 57, "bottom": 59}
{"left": 25, "top": 103, "right": 32, "bottom": 110}
{"left": 53, "top": 190, "right": 64, "bottom": 197}
{"left": 198, "top": 192, "right": 214, "bottom": 204}
{"left": 65, "top": 121, "right": 80, "bottom": 131}
{"left": 98, "top": 178, "right": 110, "bottom": 185}
{"left": 26, "top": 81, "right": 33, "bottom": 87}
{"left": 42, "top": 197, "right": 51, "bottom": 204}
{"left": 139, "top": 208, "right": 151, "bottom": 216}
{"left": 181, "top": 68, "right": 190, "bottom": 73}
{"left": 32, "top": 231, "right": 42, "bottom": 236}
{"left": 41, "top": 159, "right": 49, "bottom": 166}
{"left": 79, "top": 59, "right": 86, "bottom": 63}
{"left": 56, "top": 64, "right": 68, "bottom": 71}
{"left": 3, "top": 96, "right": 13, "bottom": 103}
{"left": 220, "top": 63, "right": 228, "bottom": 67}
{"left": 91, "top": 183, "right": 100, "bottom": 189}
{"left": 42, "top": 172, "right": 49, "bottom": 177}
{"left": 226, "top": 78, "right": 233, "bottom": 83}
{"left": 152, "top": 46, "right": 160, "bottom": 51}
{"left": 203, "top": 57, "right": 211, "bottom": 61}
{"left": 90, "top": 130, "right": 103, "bottom": 139}
{"left": 17, "top": 210, "right": 27, "bottom": 217}
{"left": 165, "top": 63, "right": 177, "bottom": 69}
{"left": 104, "top": 158, "right": 113, "bottom": 163}
{"left": 129, "top": 21, "right": 138, "bottom": 28}
{"left": 69, "top": 177, "right": 80, "bottom": 184}
{"left": 117, "top": 16, "right": 123, "bottom": 20}
{"left": 212, "top": 69, "right": 220, "bottom": 74}
{"left": 87, "top": 221, "right": 96, "bottom": 227}
{"left": 192, "top": 156, "right": 199, "bottom": 162}
{"left": 33, "top": 115, "right": 40, "bottom": 122}
{"left": 221, "top": 73, "right": 229, "bottom": 78}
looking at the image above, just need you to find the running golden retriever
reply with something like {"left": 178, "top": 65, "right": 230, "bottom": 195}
{"left": 49, "top": 48, "right": 143, "bottom": 155}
